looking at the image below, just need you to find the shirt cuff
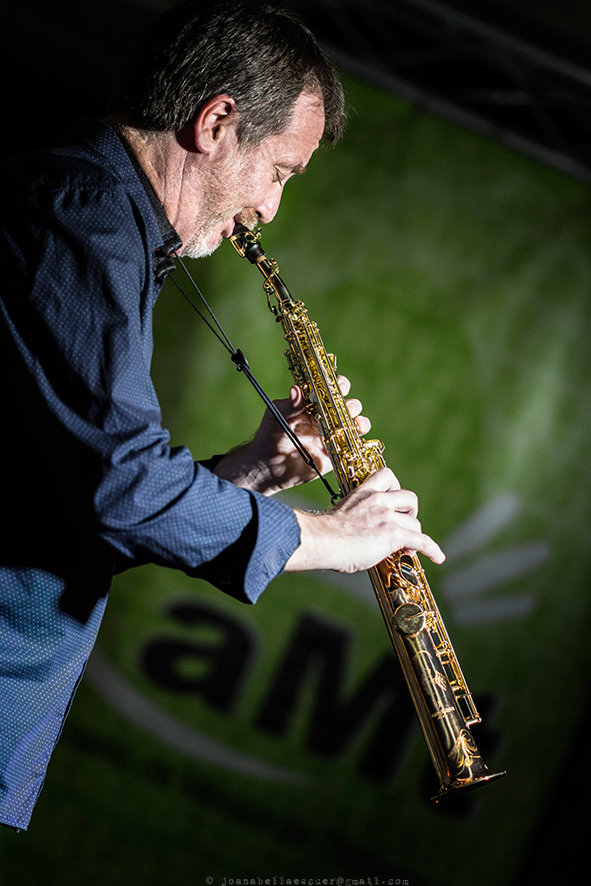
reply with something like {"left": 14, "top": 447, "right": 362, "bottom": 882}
{"left": 193, "top": 489, "right": 300, "bottom": 605}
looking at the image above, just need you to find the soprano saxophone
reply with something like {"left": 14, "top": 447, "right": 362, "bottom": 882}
{"left": 230, "top": 224, "right": 505, "bottom": 801}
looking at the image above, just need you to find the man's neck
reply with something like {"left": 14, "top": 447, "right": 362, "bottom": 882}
{"left": 104, "top": 115, "right": 196, "bottom": 245}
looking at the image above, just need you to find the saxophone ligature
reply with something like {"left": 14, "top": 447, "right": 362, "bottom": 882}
{"left": 230, "top": 223, "right": 506, "bottom": 801}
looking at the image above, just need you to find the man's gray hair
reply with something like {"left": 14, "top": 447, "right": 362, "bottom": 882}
{"left": 110, "top": 0, "right": 346, "bottom": 146}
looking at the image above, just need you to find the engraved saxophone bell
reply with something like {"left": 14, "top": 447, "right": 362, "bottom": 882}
{"left": 372, "top": 553, "right": 505, "bottom": 800}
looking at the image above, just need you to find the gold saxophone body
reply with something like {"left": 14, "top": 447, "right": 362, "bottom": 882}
{"left": 230, "top": 224, "right": 505, "bottom": 801}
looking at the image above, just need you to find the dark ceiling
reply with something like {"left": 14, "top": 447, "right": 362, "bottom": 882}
{"left": 291, "top": 0, "right": 591, "bottom": 182}
{"left": 6, "top": 0, "right": 591, "bottom": 181}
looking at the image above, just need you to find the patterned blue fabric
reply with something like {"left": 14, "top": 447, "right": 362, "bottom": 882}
{"left": 0, "top": 118, "right": 300, "bottom": 829}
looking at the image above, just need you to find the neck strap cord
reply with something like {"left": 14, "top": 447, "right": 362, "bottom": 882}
{"left": 165, "top": 253, "right": 340, "bottom": 502}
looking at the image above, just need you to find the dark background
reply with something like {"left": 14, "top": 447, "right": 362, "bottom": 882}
{"left": 6, "top": 0, "right": 591, "bottom": 181}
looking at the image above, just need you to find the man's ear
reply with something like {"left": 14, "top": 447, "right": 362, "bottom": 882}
{"left": 193, "top": 94, "right": 240, "bottom": 154}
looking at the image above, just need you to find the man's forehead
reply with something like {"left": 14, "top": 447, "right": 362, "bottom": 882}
{"left": 289, "top": 91, "right": 325, "bottom": 127}
{"left": 269, "top": 94, "right": 325, "bottom": 155}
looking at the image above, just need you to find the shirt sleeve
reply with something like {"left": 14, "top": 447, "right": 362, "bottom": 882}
{"left": 0, "top": 170, "right": 300, "bottom": 604}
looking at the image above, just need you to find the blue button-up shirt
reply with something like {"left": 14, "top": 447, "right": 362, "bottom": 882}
{"left": 0, "top": 118, "right": 300, "bottom": 830}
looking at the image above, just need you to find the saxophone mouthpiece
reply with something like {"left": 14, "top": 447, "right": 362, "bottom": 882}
{"left": 230, "top": 223, "right": 264, "bottom": 264}
{"left": 231, "top": 222, "right": 249, "bottom": 238}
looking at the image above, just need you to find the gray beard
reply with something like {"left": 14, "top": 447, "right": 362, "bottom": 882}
{"left": 180, "top": 152, "right": 256, "bottom": 260}
{"left": 181, "top": 233, "right": 222, "bottom": 259}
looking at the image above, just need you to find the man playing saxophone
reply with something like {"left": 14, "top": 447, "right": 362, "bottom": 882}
{"left": 0, "top": 0, "right": 444, "bottom": 831}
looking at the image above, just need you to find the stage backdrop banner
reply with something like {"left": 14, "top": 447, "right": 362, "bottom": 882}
{"left": 2, "top": 74, "right": 590, "bottom": 886}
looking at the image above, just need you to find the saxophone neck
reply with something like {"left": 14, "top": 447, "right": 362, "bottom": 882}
{"left": 230, "top": 224, "right": 294, "bottom": 312}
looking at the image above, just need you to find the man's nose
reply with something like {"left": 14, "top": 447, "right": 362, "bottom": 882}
{"left": 252, "top": 184, "right": 283, "bottom": 225}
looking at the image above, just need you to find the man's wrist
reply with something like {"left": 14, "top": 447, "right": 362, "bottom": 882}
{"left": 212, "top": 443, "right": 278, "bottom": 494}
{"left": 284, "top": 508, "right": 330, "bottom": 572}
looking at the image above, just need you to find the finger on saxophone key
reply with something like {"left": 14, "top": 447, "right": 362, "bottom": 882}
{"left": 345, "top": 396, "right": 371, "bottom": 434}
{"left": 337, "top": 375, "right": 371, "bottom": 434}
{"left": 285, "top": 474, "right": 445, "bottom": 573}
{"left": 362, "top": 480, "right": 445, "bottom": 565}
{"left": 337, "top": 374, "right": 351, "bottom": 396}
{"left": 364, "top": 465, "right": 402, "bottom": 492}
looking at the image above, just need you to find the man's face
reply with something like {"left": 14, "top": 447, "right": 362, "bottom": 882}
{"left": 183, "top": 92, "right": 326, "bottom": 258}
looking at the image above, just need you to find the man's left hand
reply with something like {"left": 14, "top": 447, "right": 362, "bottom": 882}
{"left": 213, "top": 376, "right": 370, "bottom": 494}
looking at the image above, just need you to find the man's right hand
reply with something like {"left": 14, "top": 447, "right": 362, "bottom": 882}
{"left": 284, "top": 467, "right": 445, "bottom": 574}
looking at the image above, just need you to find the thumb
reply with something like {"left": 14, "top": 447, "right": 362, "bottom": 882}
{"left": 267, "top": 386, "right": 304, "bottom": 422}
{"left": 289, "top": 385, "right": 305, "bottom": 412}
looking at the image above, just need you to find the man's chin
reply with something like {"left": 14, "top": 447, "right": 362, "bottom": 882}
{"left": 181, "top": 232, "right": 223, "bottom": 260}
